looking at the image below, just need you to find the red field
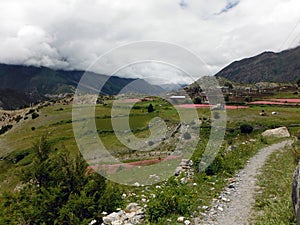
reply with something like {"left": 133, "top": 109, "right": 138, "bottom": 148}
{"left": 248, "top": 101, "right": 287, "bottom": 105}
{"left": 177, "top": 104, "right": 249, "bottom": 109}
{"left": 88, "top": 155, "right": 180, "bottom": 174}
{"left": 249, "top": 99, "right": 300, "bottom": 105}
{"left": 270, "top": 98, "right": 300, "bottom": 103}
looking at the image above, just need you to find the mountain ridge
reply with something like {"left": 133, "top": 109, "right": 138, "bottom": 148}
{"left": 0, "top": 63, "right": 164, "bottom": 109}
{"left": 215, "top": 46, "right": 300, "bottom": 83}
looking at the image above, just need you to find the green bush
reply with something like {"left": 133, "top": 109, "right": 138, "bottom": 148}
{"left": 148, "top": 104, "right": 154, "bottom": 113}
{"left": 0, "top": 136, "right": 124, "bottom": 224}
{"left": 31, "top": 112, "right": 39, "bottom": 120}
{"left": 146, "top": 178, "right": 192, "bottom": 222}
{"left": 240, "top": 124, "right": 253, "bottom": 134}
{"left": 0, "top": 124, "right": 13, "bottom": 135}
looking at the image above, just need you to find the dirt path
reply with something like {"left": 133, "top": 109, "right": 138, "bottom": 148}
{"left": 196, "top": 140, "right": 293, "bottom": 225}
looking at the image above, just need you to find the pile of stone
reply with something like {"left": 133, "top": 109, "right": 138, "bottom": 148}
{"left": 101, "top": 203, "right": 145, "bottom": 225}
{"left": 174, "top": 159, "right": 194, "bottom": 178}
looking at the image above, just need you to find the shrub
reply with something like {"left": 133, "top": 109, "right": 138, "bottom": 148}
{"left": 25, "top": 109, "right": 35, "bottom": 115}
{"left": 15, "top": 115, "right": 23, "bottom": 123}
{"left": 146, "top": 178, "right": 192, "bottom": 222}
{"left": 240, "top": 124, "right": 253, "bottom": 134}
{"left": 31, "top": 112, "right": 39, "bottom": 120}
{"left": 0, "top": 136, "right": 124, "bottom": 224}
{"left": 148, "top": 104, "right": 154, "bottom": 113}
{"left": 193, "top": 97, "right": 202, "bottom": 104}
{"left": 0, "top": 125, "right": 13, "bottom": 135}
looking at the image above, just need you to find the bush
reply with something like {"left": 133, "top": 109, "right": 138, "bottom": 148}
{"left": 25, "top": 109, "right": 35, "bottom": 115}
{"left": 31, "top": 112, "right": 39, "bottom": 120}
{"left": 240, "top": 124, "right": 253, "bottom": 134}
{"left": 15, "top": 115, "right": 23, "bottom": 123}
{"left": 193, "top": 97, "right": 202, "bottom": 104}
{"left": 0, "top": 125, "right": 13, "bottom": 135}
{"left": 147, "top": 178, "right": 192, "bottom": 222}
{"left": 0, "top": 136, "right": 124, "bottom": 224}
{"left": 148, "top": 104, "right": 154, "bottom": 113}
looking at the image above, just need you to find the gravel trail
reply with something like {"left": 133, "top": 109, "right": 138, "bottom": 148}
{"left": 196, "top": 140, "right": 293, "bottom": 225}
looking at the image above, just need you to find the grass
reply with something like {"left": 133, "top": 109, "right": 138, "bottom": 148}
{"left": 0, "top": 95, "right": 300, "bottom": 222}
{"left": 251, "top": 141, "right": 298, "bottom": 225}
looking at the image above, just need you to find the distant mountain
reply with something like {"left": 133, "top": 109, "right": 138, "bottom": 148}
{"left": 215, "top": 46, "right": 300, "bottom": 83}
{"left": 0, "top": 64, "right": 164, "bottom": 109}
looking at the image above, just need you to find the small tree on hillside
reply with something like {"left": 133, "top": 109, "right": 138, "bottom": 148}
{"left": 193, "top": 97, "right": 202, "bottom": 104}
{"left": 148, "top": 104, "right": 154, "bottom": 113}
{"left": 297, "top": 78, "right": 300, "bottom": 87}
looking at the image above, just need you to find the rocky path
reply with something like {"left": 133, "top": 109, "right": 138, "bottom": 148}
{"left": 197, "top": 140, "right": 293, "bottom": 225}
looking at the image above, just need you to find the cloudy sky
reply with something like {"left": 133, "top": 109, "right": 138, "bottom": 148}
{"left": 1, "top": 0, "right": 300, "bottom": 84}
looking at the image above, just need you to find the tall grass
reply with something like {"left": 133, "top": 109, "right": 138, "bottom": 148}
{"left": 251, "top": 143, "right": 298, "bottom": 224}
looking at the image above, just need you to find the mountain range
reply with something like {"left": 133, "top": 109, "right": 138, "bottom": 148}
{"left": 0, "top": 64, "right": 164, "bottom": 109}
{"left": 215, "top": 46, "right": 300, "bottom": 83}
{"left": 1, "top": 45, "right": 300, "bottom": 109}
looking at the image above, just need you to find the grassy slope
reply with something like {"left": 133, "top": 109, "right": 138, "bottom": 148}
{"left": 251, "top": 142, "right": 298, "bottom": 225}
{"left": 0, "top": 98, "right": 300, "bottom": 223}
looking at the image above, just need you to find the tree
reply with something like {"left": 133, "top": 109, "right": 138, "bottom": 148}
{"left": 224, "top": 82, "right": 233, "bottom": 90}
{"left": 148, "top": 103, "right": 154, "bottom": 113}
{"left": 193, "top": 96, "right": 202, "bottom": 104}
{"left": 297, "top": 78, "right": 300, "bottom": 87}
{"left": 0, "top": 136, "right": 124, "bottom": 224}
{"left": 240, "top": 124, "right": 253, "bottom": 134}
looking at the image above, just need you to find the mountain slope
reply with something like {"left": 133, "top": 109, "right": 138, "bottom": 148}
{"left": 215, "top": 46, "right": 300, "bottom": 83}
{"left": 0, "top": 64, "right": 164, "bottom": 109}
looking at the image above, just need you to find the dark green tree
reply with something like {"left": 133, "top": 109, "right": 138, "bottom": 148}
{"left": 297, "top": 78, "right": 300, "bottom": 87}
{"left": 0, "top": 135, "right": 124, "bottom": 225}
{"left": 148, "top": 103, "right": 154, "bottom": 113}
{"left": 193, "top": 96, "right": 202, "bottom": 104}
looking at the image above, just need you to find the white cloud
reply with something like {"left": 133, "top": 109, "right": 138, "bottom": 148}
{"left": 0, "top": 0, "right": 299, "bottom": 83}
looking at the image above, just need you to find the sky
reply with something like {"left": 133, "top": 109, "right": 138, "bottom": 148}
{"left": 0, "top": 0, "right": 300, "bottom": 84}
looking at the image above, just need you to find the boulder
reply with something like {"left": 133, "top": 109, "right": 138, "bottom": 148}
{"left": 102, "top": 203, "right": 144, "bottom": 225}
{"left": 262, "top": 127, "right": 290, "bottom": 138}
{"left": 292, "top": 162, "right": 300, "bottom": 225}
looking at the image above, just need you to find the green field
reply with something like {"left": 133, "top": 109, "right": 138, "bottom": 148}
{"left": 0, "top": 96, "right": 299, "bottom": 224}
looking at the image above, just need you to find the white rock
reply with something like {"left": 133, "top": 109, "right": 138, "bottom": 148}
{"left": 217, "top": 206, "right": 223, "bottom": 212}
{"left": 177, "top": 216, "right": 185, "bottom": 222}
{"left": 184, "top": 220, "right": 191, "bottom": 225}
{"left": 126, "top": 203, "right": 139, "bottom": 213}
{"left": 180, "top": 177, "right": 187, "bottom": 184}
{"left": 89, "top": 219, "right": 97, "bottom": 225}
{"left": 262, "top": 127, "right": 290, "bottom": 138}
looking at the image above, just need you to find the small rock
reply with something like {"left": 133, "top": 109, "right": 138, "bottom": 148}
{"left": 177, "top": 216, "right": 185, "bottom": 222}
{"left": 184, "top": 220, "right": 191, "bottom": 225}
{"left": 125, "top": 203, "right": 139, "bottom": 213}
{"left": 217, "top": 206, "right": 223, "bottom": 212}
